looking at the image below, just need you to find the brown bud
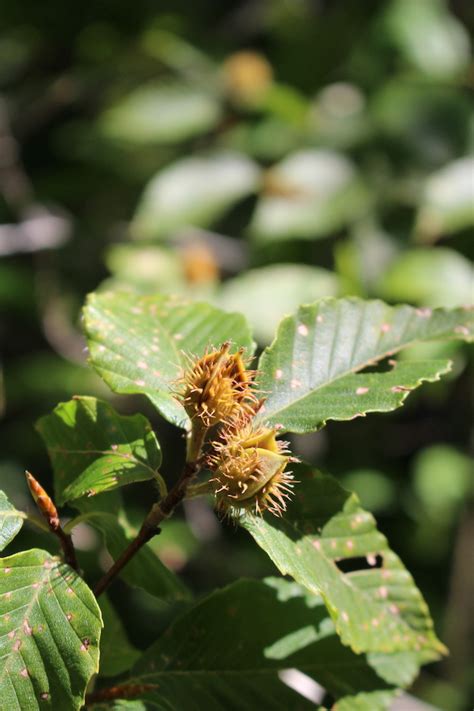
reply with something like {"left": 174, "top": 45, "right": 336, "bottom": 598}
{"left": 222, "top": 50, "right": 273, "bottom": 106}
{"left": 181, "top": 242, "right": 219, "bottom": 285}
{"left": 25, "top": 471, "right": 60, "bottom": 530}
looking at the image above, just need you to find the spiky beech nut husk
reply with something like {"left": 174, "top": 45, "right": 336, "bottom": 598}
{"left": 180, "top": 342, "right": 257, "bottom": 427}
{"left": 208, "top": 422, "right": 295, "bottom": 518}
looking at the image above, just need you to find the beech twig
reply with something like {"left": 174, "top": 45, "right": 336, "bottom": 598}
{"left": 93, "top": 422, "right": 205, "bottom": 597}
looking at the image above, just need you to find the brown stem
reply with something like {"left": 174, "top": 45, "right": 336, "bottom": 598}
{"left": 94, "top": 459, "right": 199, "bottom": 598}
{"left": 55, "top": 526, "right": 79, "bottom": 572}
{"left": 85, "top": 683, "right": 158, "bottom": 704}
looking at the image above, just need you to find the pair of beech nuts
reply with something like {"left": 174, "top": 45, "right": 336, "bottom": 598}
{"left": 179, "top": 343, "right": 295, "bottom": 518}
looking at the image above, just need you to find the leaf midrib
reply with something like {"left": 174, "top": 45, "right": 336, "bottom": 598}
{"left": 131, "top": 655, "right": 375, "bottom": 678}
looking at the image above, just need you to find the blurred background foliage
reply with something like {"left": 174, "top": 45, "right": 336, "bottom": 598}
{"left": 0, "top": 1, "right": 473, "bottom": 709}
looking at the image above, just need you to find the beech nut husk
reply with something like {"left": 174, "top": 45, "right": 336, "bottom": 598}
{"left": 208, "top": 422, "right": 296, "bottom": 518}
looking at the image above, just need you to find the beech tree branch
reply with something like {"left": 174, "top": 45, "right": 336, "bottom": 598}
{"left": 94, "top": 424, "right": 205, "bottom": 598}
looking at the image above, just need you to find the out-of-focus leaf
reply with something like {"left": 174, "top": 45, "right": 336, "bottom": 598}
{"left": 341, "top": 470, "right": 396, "bottom": 514}
{"left": 83, "top": 291, "right": 254, "bottom": 428}
{"left": 242, "top": 468, "right": 445, "bottom": 658}
{"left": 223, "top": 117, "right": 301, "bottom": 161}
{"left": 415, "top": 158, "right": 474, "bottom": 240}
{"left": 260, "top": 82, "right": 309, "bottom": 124}
{"left": 309, "top": 83, "right": 372, "bottom": 149}
{"left": 105, "top": 245, "right": 184, "bottom": 292}
{"left": 100, "top": 83, "right": 222, "bottom": 145}
{"left": 255, "top": 297, "right": 473, "bottom": 433}
{"left": 122, "top": 578, "right": 420, "bottom": 709}
{"left": 412, "top": 445, "right": 473, "bottom": 522}
{"left": 219, "top": 264, "right": 340, "bottom": 344}
{"left": 0, "top": 549, "right": 102, "bottom": 711}
{"left": 6, "top": 354, "right": 106, "bottom": 409}
{"left": 250, "top": 149, "right": 370, "bottom": 244}
{"left": 36, "top": 397, "right": 163, "bottom": 505}
{"left": 140, "top": 28, "right": 215, "bottom": 76}
{"left": 376, "top": 248, "right": 474, "bottom": 307}
{"left": 98, "top": 594, "right": 140, "bottom": 677}
{"left": 131, "top": 151, "right": 261, "bottom": 241}
{"left": 335, "top": 220, "right": 399, "bottom": 295}
{"left": 333, "top": 690, "right": 396, "bottom": 711}
{"left": 103, "top": 243, "right": 218, "bottom": 300}
{"left": 0, "top": 490, "right": 23, "bottom": 551}
{"left": 372, "top": 82, "right": 470, "bottom": 165}
{"left": 385, "top": 0, "right": 471, "bottom": 79}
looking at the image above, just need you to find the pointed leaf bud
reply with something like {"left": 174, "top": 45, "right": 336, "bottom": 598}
{"left": 25, "top": 471, "right": 60, "bottom": 531}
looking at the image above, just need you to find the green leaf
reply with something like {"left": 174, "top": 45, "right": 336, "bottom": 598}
{"left": 371, "top": 82, "right": 470, "bottom": 165}
{"left": 36, "top": 396, "right": 163, "bottom": 505}
{"left": 384, "top": 0, "right": 471, "bottom": 79}
{"left": 98, "top": 594, "right": 140, "bottom": 677}
{"left": 86, "top": 511, "right": 190, "bottom": 601}
{"left": 83, "top": 291, "right": 255, "bottom": 427}
{"left": 0, "top": 549, "right": 102, "bottom": 710}
{"left": 241, "top": 467, "right": 446, "bottom": 658}
{"left": 250, "top": 149, "right": 370, "bottom": 244}
{"left": 100, "top": 83, "right": 222, "bottom": 146}
{"left": 0, "top": 491, "right": 23, "bottom": 551}
{"left": 105, "top": 245, "right": 184, "bottom": 293}
{"left": 332, "top": 690, "right": 396, "bottom": 711}
{"left": 219, "top": 264, "right": 340, "bottom": 344}
{"left": 412, "top": 445, "right": 473, "bottom": 523}
{"left": 376, "top": 248, "right": 474, "bottom": 308}
{"left": 125, "top": 577, "right": 420, "bottom": 709}
{"left": 131, "top": 151, "right": 261, "bottom": 241}
{"left": 256, "top": 297, "right": 473, "bottom": 433}
{"left": 334, "top": 220, "right": 399, "bottom": 296}
{"left": 36, "top": 412, "right": 187, "bottom": 602}
{"left": 415, "top": 157, "right": 474, "bottom": 240}
{"left": 308, "top": 83, "right": 371, "bottom": 151}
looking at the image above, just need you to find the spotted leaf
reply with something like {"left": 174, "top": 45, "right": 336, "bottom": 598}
{"left": 83, "top": 292, "right": 254, "bottom": 428}
{"left": 0, "top": 549, "right": 102, "bottom": 711}
{"left": 241, "top": 467, "right": 446, "bottom": 658}
{"left": 256, "top": 297, "right": 473, "bottom": 432}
